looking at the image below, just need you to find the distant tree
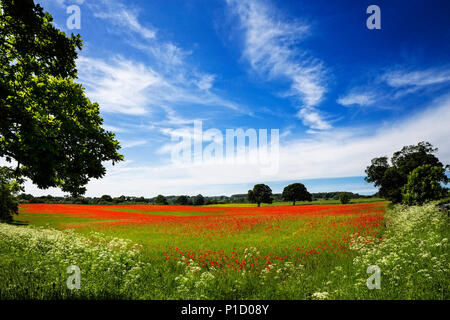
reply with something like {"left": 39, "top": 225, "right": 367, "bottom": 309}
{"left": 282, "top": 183, "right": 312, "bottom": 205}
{"left": 402, "top": 165, "right": 448, "bottom": 205}
{"left": 154, "top": 195, "right": 168, "bottom": 205}
{"left": 0, "top": 0, "right": 123, "bottom": 197}
{"left": 100, "top": 195, "right": 113, "bottom": 203}
{"left": 365, "top": 142, "right": 448, "bottom": 203}
{"left": 339, "top": 192, "right": 351, "bottom": 204}
{"left": 0, "top": 167, "right": 20, "bottom": 222}
{"left": 72, "top": 196, "right": 88, "bottom": 204}
{"left": 193, "top": 194, "right": 205, "bottom": 206}
{"left": 248, "top": 184, "right": 273, "bottom": 207}
{"left": 175, "top": 195, "right": 188, "bottom": 206}
{"left": 135, "top": 196, "right": 146, "bottom": 203}
{"left": 113, "top": 195, "right": 126, "bottom": 204}
{"left": 18, "top": 193, "right": 34, "bottom": 202}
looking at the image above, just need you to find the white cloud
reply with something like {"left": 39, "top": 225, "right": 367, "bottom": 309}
{"left": 227, "top": 0, "right": 330, "bottom": 130}
{"left": 382, "top": 68, "right": 450, "bottom": 88}
{"left": 42, "top": 0, "right": 85, "bottom": 6}
{"left": 76, "top": 55, "right": 243, "bottom": 115}
{"left": 337, "top": 92, "right": 376, "bottom": 107}
{"left": 122, "top": 140, "right": 147, "bottom": 149}
{"left": 338, "top": 66, "right": 450, "bottom": 108}
{"left": 89, "top": 0, "right": 156, "bottom": 39}
{"left": 102, "top": 125, "right": 128, "bottom": 133}
{"left": 297, "top": 107, "right": 331, "bottom": 130}
{"left": 195, "top": 74, "right": 216, "bottom": 91}
{"left": 77, "top": 56, "right": 163, "bottom": 115}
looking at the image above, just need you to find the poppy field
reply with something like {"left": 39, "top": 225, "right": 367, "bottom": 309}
{"left": 1, "top": 202, "right": 448, "bottom": 299}
{"left": 17, "top": 203, "right": 386, "bottom": 273}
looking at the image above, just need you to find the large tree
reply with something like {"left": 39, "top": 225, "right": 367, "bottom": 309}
{"left": 365, "top": 142, "right": 448, "bottom": 203}
{"left": 282, "top": 183, "right": 312, "bottom": 205}
{"left": 0, "top": 0, "right": 123, "bottom": 197}
{"left": 247, "top": 184, "right": 273, "bottom": 207}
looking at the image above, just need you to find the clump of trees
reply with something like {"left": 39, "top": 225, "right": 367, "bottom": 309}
{"left": 247, "top": 184, "right": 273, "bottom": 207}
{"left": 175, "top": 195, "right": 189, "bottom": 206}
{"left": 154, "top": 195, "right": 168, "bottom": 205}
{"left": 282, "top": 183, "right": 312, "bottom": 205}
{"left": 193, "top": 194, "right": 205, "bottom": 206}
{"left": 365, "top": 142, "right": 448, "bottom": 205}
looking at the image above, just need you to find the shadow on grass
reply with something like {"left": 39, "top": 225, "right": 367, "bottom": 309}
{"left": 8, "top": 219, "right": 29, "bottom": 226}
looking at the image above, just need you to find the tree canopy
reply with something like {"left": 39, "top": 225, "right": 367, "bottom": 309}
{"left": 402, "top": 165, "right": 448, "bottom": 205}
{"left": 248, "top": 184, "right": 273, "bottom": 207}
{"left": 281, "top": 183, "right": 312, "bottom": 205}
{"left": 175, "top": 195, "right": 188, "bottom": 206}
{"left": 365, "top": 142, "right": 448, "bottom": 203}
{"left": 339, "top": 192, "right": 351, "bottom": 204}
{"left": 154, "top": 195, "right": 168, "bottom": 205}
{"left": 0, "top": 0, "right": 123, "bottom": 196}
{"left": 193, "top": 194, "right": 204, "bottom": 206}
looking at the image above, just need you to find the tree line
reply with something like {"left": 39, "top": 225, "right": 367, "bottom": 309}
{"left": 15, "top": 190, "right": 374, "bottom": 206}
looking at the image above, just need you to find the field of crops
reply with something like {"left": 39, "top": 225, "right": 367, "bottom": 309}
{"left": 0, "top": 202, "right": 448, "bottom": 299}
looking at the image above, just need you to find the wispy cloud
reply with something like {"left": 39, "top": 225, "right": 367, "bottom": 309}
{"left": 122, "top": 140, "right": 147, "bottom": 149}
{"left": 227, "top": 0, "right": 330, "bottom": 130}
{"left": 76, "top": 55, "right": 243, "bottom": 116}
{"left": 382, "top": 67, "right": 450, "bottom": 88}
{"left": 88, "top": 0, "right": 156, "bottom": 39}
{"left": 77, "top": 56, "right": 163, "bottom": 115}
{"left": 337, "top": 92, "right": 377, "bottom": 107}
{"left": 338, "top": 66, "right": 450, "bottom": 108}
{"left": 43, "top": 0, "right": 85, "bottom": 6}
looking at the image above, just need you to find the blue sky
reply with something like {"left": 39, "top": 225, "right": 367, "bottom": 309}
{"left": 25, "top": 0, "right": 450, "bottom": 197}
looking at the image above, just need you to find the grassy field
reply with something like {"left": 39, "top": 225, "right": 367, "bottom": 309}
{"left": 0, "top": 201, "right": 448, "bottom": 299}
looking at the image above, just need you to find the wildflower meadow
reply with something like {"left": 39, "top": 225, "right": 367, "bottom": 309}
{"left": 0, "top": 202, "right": 448, "bottom": 299}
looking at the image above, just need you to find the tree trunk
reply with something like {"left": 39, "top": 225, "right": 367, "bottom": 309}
{"left": 257, "top": 202, "right": 261, "bottom": 207}
{"left": 293, "top": 200, "right": 296, "bottom": 206}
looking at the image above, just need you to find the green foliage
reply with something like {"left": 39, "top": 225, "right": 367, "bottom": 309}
{"left": 402, "top": 165, "right": 448, "bottom": 205}
{"left": 0, "top": 166, "right": 20, "bottom": 222}
{"left": 0, "top": 0, "right": 123, "bottom": 196}
{"left": 193, "top": 194, "right": 205, "bottom": 206}
{"left": 365, "top": 142, "right": 448, "bottom": 203}
{"left": 282, "top": 183, "right": 312, "bottom": 205}
{"left": 339, "top": 192, "right": 351, "bottom": 204}
{"left": 154, "top": 195, "right": 168, "bottom": 205}
{"left": 247, "top": 184, "right": 273, "bottom": 207}
{"left": 175, "top": 195, "right": 188, "bottom": 206}
{"left": 100, "top": 195, "right": 113, "bottom": 203}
